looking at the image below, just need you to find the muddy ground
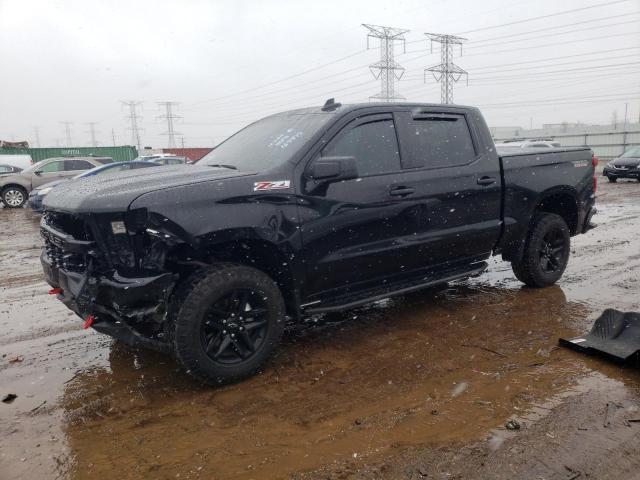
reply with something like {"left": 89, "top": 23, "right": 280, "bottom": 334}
{"left": 1, "top": 178, "right": 640, "bottom": 480}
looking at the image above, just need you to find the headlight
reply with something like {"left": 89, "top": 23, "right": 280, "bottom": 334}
{"left": 38, "top": 187, "right": 53, "bottom": 195}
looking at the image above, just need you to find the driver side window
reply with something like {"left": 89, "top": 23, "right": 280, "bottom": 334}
{"left": 322, "top": 118, "right": 401, "bottom": 177}
{"left": 39, "top": 161, "right": 65, "bottom": 172}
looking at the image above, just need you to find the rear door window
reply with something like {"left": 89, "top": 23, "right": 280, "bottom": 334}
{"left": 397, "top": 112, "right": 476, "bottom": 169}
{"left": 322, "top": 116, "right": 401, "bottom": 177}
{"left": 65, "top": 160, "right": 94, "bottom": 171}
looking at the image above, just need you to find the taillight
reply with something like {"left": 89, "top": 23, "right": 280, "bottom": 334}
{"left": 592, "top": 152, "right": 598, "bottom": 193}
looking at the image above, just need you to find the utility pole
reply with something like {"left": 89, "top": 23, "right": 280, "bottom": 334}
{"left": 424, "top": 33, "right": 468, "bottom": 104}
{"left": 623, "top": 102, "right": 628, "bottom": 130}
{"left": 33, "top": 126, "right": 41, "bottom": 147}
{"left": 85, "top": 122, "right": 100, "bottom": 147}
{"left": 60, "top": 121, "right": 73, "bottom": 147}
{"left": 111, "top": 128, "right": 116, "bottom": 146}
{"left": 362, "top": 24, "right": 409, "bottom": 102}
{"left": 121, "top": 100, "right": 143, "bottom": 150}
{"left": 157, "top": 101, "right": 182, "bottom": 148}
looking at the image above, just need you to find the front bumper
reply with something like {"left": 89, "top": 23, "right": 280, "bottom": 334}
{"left": 603, "top": 167, "right": 640, "bottom": 179}
{"left": 40, "top": 219, "right": 175, "bottom": 352}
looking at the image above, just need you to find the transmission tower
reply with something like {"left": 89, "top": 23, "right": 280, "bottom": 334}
{"left": 32, "top": 126, "right": 41, "bottom": 147}
{"left": 424, "top": 33, "right": 468, "bottom": 104}
{"left": 85, "top": 122, "right": 100, "bottom": 147}
{"left": 60, "top": 121, "right": 73, "bottom": 147}
{"left": 122, "top": 101, "right": 143, "bottom": 150}
{"left": 362, "top": 24, "right": 409, "bottom": 102}
{"left": 157, "top": 102, "right": 182, "bottom": 148}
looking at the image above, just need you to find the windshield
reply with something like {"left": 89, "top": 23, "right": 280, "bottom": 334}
{"left": 199, "top": 112, "right": 333, "bottom": 171}
{"left": 621, "top": 146, "right": 640, "bottom": 158}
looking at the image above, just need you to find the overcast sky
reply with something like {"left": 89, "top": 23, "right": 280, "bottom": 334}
{"left": 0, "top": 0, "right": 639, "bottom": 148}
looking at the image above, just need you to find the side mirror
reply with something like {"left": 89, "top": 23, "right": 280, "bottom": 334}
{"left": 34, "top": 170, "right": 42, "bottom": 175}
{"left": 307, "top": 156, "right": 358, "bottom": 183}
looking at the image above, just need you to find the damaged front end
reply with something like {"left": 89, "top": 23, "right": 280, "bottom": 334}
{"left": 40, "top": 209, "right": 182, "bottom": 353}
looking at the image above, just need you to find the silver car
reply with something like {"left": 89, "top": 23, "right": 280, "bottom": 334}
{"left": 0, "top": 156, "right": 112, "bottom": 208}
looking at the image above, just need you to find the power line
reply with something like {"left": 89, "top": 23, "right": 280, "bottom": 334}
{"left": 466, "top": 11, "right": 640, "bottom": 44}
{"left": 455, "top": 0, "right": 631, "bottom": 35}
{"left": 362, "top": 24, "right": 409, "bottom": 101}
{"left": 122, "top": 100, "right": 143, "bottom": 150}
{"left": 157, "top": 101, "right": 182, "bottom": 148}
{"left": 190, "top": 49, "right": 368, "bottom": 107}
{"left": 60, "top": 121, "right": 73, "bottom": 147}
{"left": 424, "top": 33, "right": 467, "bottom": 104}
{"left": 464, "top": 18, "right": 640, "bottom": 51}
{"left": 85, "top": 122, "right": 100, "bottom": 147}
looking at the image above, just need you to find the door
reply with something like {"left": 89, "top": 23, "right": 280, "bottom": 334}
{"left": 32, "top": 160, "right": 67, "bottom": 187}
{"left": 393, "top": 109, "right": 502, "bottom": 269}
{"left": 298, "top": 113, "right": 417, "bottom": 297}
{"left": 63, "top": 159, "right": 96, "bottom": 178}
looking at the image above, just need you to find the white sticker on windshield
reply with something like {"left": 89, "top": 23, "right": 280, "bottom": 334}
{"left": 254, "top": 180, "right": 291, "bottom": 191}
{"left": 267, "top": 129, "right": 304, "bottom": 150}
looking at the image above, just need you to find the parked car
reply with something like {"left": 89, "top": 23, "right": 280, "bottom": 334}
{"left": 134, "top": 154, "right": 186, "bottom": 165}
{"left": 28, "top": 160, "right": 160, "bottom": 212}
{"left": 148, "top": 156, "right": 187, "bottom": 166}
{"left": 495, "top": 140, "right": 562, "bottom": 150}
{"left": 41, "top": 101, "right": 597, "bottom": 385}
{"left": 0, "top": 164, "right": 23, "bottom": 176}
{"left": 0, "top": 156, "right": 112, "bottom": 208}
{"left": 602, "top": 146, "right": 640, "bottom": 182}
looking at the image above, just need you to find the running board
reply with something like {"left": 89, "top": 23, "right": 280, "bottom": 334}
{"left": 304, "top": 262, "right": 488, "bottom": 314}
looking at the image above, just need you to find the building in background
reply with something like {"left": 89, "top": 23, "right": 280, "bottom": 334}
{"left": 490, "top": 122, "right": 640, "bottom": 161}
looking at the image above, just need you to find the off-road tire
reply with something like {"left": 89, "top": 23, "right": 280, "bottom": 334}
{"left": 1, "top": 186, "right": 27, "bottom": 208}
{"left": 171, "top": 263, "right": 286, "bottom": 385}
{"left": 511, "top": 213, "right": 570, "bottom": 288}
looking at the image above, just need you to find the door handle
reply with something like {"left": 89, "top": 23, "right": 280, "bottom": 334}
{"left": 477, "top": 176, "right": 496, "bottom": 186}
{"left": 389, "top": 186, "right": 415, "bottom": 197}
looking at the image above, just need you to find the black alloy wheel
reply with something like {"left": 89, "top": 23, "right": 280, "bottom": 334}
{"left": 172, "top": 263, "right": 286, "bottom": 385}
{"left": 511, "top": 213, "right": 571, "bottom": 288}
{"left": 538, "top": 228, "right": 566, "bottom": 274}
{"left": 200, "top": 288, "right": 269, "bottom": 365}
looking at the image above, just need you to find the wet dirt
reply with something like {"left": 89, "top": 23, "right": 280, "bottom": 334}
{"left": 1, "top": 179, "right": 640, "bottom": 480}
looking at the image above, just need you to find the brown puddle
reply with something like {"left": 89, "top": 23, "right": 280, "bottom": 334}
{"left": 56, "top": 285, "right": 591, "bottom": 479}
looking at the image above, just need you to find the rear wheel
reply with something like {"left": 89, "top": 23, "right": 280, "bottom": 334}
{"left": 172, "top": 263, "right": 286, "bottom": 385}
{"left": 511, "top": 213, "right": 570, "bottom": 288}
{"left": 1, "top": 186, "right": 27, "bottom": 208}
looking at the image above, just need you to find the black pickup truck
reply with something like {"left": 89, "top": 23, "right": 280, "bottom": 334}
{"left": 40, "top": 100, "right": 597, "bottom": 384}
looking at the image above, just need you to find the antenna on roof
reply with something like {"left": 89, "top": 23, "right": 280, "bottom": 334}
{"left": 321, "top": 98, "right": 342, "bottom": 112}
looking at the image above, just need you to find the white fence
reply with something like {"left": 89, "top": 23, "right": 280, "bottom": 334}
{"left": 492, "top": 123, "right": 640, "bottom": 161}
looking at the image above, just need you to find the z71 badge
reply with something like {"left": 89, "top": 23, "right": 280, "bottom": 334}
{"left": 253, "top": 180, "right": 291, "bottom": 191}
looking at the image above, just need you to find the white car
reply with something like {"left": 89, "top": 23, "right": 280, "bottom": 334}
{"left": 495, "top": 140, "right": 562, "bottom": 150}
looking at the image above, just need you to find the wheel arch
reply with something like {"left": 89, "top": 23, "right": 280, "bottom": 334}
{"left": 534, "top": 187, "right": 579, "bottom": 235}
{"left": 169, "top": 235, "right": 300, "bottom": 320}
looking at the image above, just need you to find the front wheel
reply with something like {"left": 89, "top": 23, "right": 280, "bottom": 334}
{"left": 607, "top": 176, "right": 617, "bottom": 183}
{"left": 1, "top": 186, "right": 27, "bottom": 208}
{"left": 511, "top": 213, "right": 570, "bottom": 288}
{"left": 172, "top": 263, "right": 286, "bottom": 385}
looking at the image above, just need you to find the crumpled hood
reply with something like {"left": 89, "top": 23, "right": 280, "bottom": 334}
{"left": 43, "top": 165, "right": 254, "bottom": 213}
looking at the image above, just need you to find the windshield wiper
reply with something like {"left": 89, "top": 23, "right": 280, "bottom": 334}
{"left": 206, "top": 164, "right": 237, "bottom": 170}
